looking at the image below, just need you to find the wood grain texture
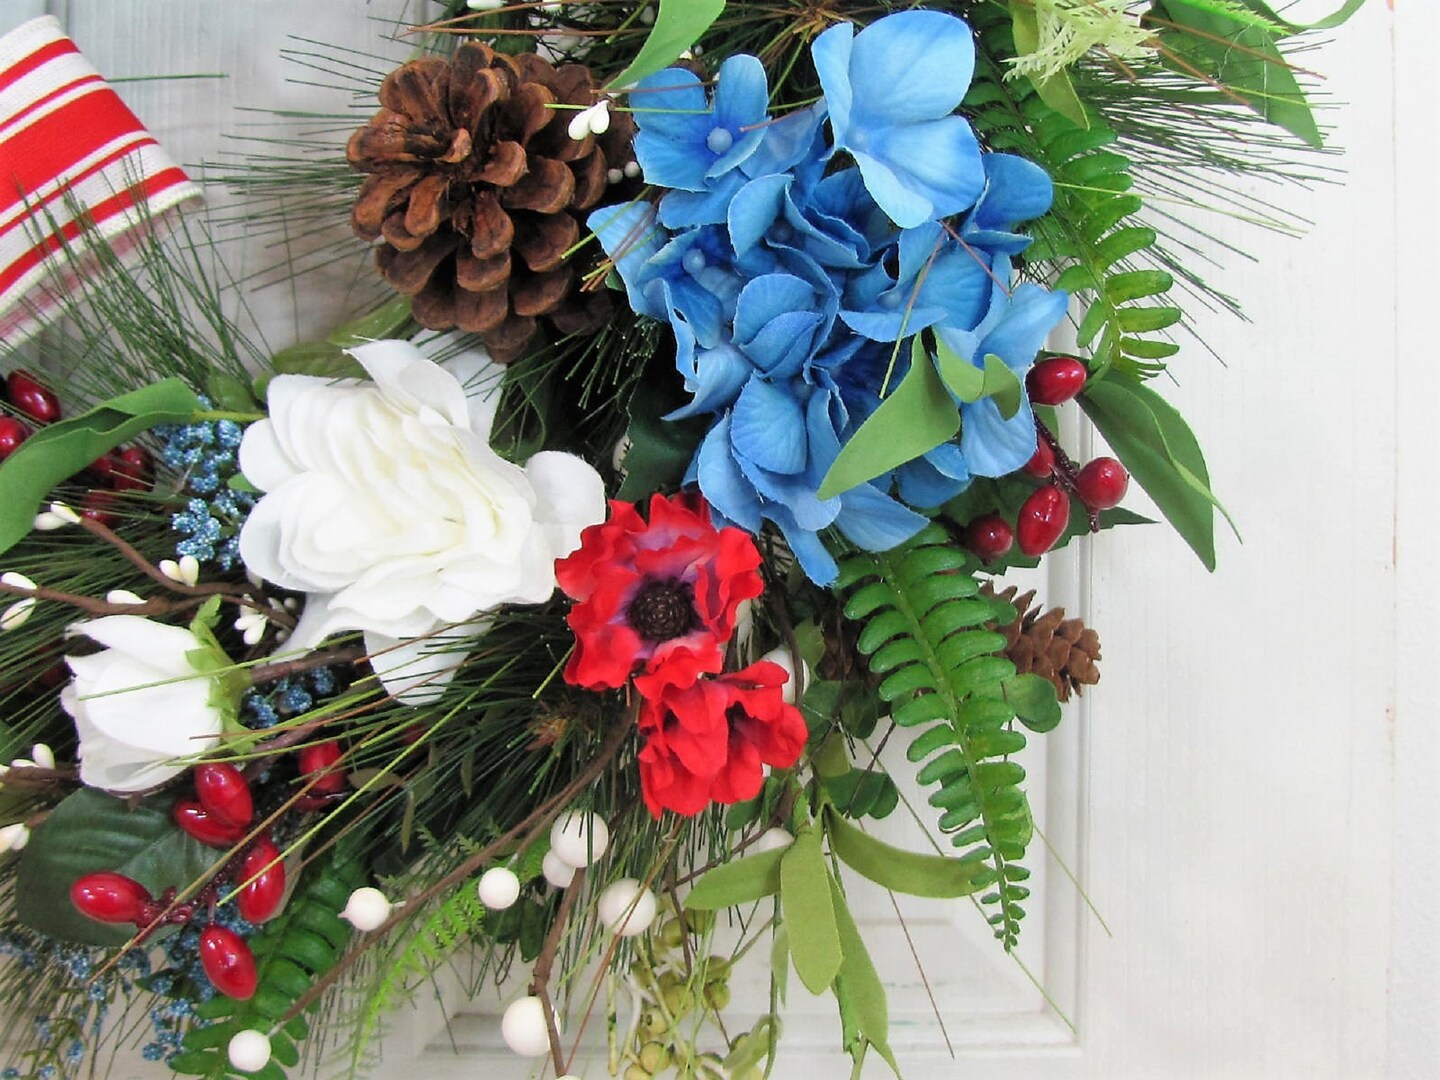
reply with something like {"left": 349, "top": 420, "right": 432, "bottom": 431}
{"left": 30, "top": 2, "right": 1424, "bottom": 1078}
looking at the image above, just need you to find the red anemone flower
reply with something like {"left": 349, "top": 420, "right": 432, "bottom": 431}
{"left": 636, "top": 661, "right": 807, "bottom": 818}
{"left": 556, "top": 492, "right": 763, "bottom": 691}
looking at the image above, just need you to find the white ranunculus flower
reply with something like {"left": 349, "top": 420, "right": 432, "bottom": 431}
{"left": 60, "top": 616, "right": 226, "bottom": 793}
{"left": 238, "top": 340, "right": 606, "bottom": 704}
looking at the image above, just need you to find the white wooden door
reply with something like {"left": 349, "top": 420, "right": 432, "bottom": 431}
{"left": 26, "top": 1, "right": 1435, "bottom": 1077}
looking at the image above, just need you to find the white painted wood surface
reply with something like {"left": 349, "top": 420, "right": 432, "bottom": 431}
{"left": 41, "top": 1, "right": 1433, "bottom": 1077}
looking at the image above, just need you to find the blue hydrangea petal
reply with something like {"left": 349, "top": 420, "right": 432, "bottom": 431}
{"left": 768, "top": 502, "right": 840, "bottom": 585}
{"left": 960, "top": 396, "right": 1039, "bottom": 477}
{"left": 730, "top": 378, "right": 807, "bottom": 474}
{"left": 973, "top": 153, "right": 1055, "bottom": 231}
{"left": 733, "top": 273, "right": 818, "bottom": 344}
{"left": 587, "top": 202, "right": 667, "bottom": 320}
{"left": 846, "top": 11, "right": 975, "bottom": 125}
{"left": 708, "top": 55, "right": 771, "bottom": 177}
{"left": 897, "top": 454, "right": 971, "bottom": 509}
{"left": 743, "top": 311, "right": 827, "bottom": 379}
{"left": 659, "top": 172, "right": 746, "bottom": 229}
{"left": 667, "top": 340, "right": 755, "bottom": 420}
{"left": 632, "top": 69, "right": 716, "bottom": 191}
{"left": 978, "top": 283, "right": 1070, "bottom": 371}
{"left": 734, "top": 453, "right": 838, "bottom": 532}
{"left": 695, "top": 416, "right": 763, "bottom": 532}
{"left": 855, "top": 117, "right": 985, "bottom": 227}
{"left": 744, "top": 103, "right": 828, "bottom": 179}
{"left": 834, "top": 481, "right": 929, "bottom": 551}
{"left": 810, "top": 22, "right": 855, "bottom": 142}
{"left": 729, "top": 174, "right": 791, "bottom": 258}
{"left": 811, "top": 168, "right": 894, "bottom": 255}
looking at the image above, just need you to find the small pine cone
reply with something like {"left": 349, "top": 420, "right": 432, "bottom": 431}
{"left": 348, "top": 44, "right": 635, "bottom": 362}
{"left": 984, "top": 585, "right": 1101, "bottom": 703}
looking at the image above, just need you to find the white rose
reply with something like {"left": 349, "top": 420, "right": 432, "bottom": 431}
{"left": 238, "top": 340, "right": 606, "bottom": 704}
{"left": 60, "top": 616, "right": 226, "bottom": 793}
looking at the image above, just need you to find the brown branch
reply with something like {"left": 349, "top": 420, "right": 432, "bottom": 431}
{"left": 248, "top": 645, "right": 367, "bottom": 686}
{"left": 531, "top": 864, "right": 586, "bottom": 1075}
{"left": 0, "top": 580, "right": 206, "bottom": 619}
{"left": 277, "top": 704, "right": 638, "bottom": 1026}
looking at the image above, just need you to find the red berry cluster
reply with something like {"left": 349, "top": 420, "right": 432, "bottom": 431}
{"left": 961, "top": 357, "right": 1130, "bottom": 563}
{"left": 0, "top": 370, "right": 153, "bottom": 525}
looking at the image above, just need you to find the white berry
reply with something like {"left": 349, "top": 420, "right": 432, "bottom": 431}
{"left": 501, "top": 996, "right": 553, "bottom": 1057}
{"left": 339, "top": 886, "right": 392, "bottom": 931}
{"left": 759, "top": 645, "right": 808, "bottom": 705}
{"left": 477, "top": 866, "right": 521, "bottom": 910}
{"left": 753, "top": 827, "right": 794, "bottom": 854}
{"left": 550, "top": 810, "right": 609, "bottom": 868}
{"left": 597, "top": 878, "right": 657, "bottom": 938}
{"left": 542, "top": 850, "right": 576, "bottom": 888}
{"left": 227, "top": 1030, "right": 272, "bottom": 1073}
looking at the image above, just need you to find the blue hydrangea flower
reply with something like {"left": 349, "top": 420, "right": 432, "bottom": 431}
{"left": 812, "top": 10, "right": 986, "bottom": 228}
{"left": 631, "top": 55, "right": 771, "bottom": 192}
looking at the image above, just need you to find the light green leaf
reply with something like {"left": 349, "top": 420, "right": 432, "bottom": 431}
{"left": 684, "top": 847, "right": 785, "bottom": 910}
{"left": 770, "top": 924, "right": 789, "bottom": 1006}
{"left": 0, "top": 379, "right": 202, "bottom": 558}
{"left": 1080, "top": 372, "right": 1235, "bottom": 570}
{"left": 818, "top": 339, "right": 959, "bottom": 499}
{"left": 825, "top": 808, "right": 989, "bottom": 898}
{"left": 607, "top": 0, "right": 726, "bottom": 90}
{"left": 1008, "top": 2, "right": 1091, "bottom": 129}
{"left": 1002, "top": 673, "right": 1063, "bottom": 733}
{"left": 16, "top": 789, "right": 217, "bottom": 946}
{"left": 829, "top": 874, "right": 900, "bottom": 1076}
{"left": 326, "top": 295, "right": 414, "bottom": 347}
{"left": 780, "top": 826, "right": 843, "bottom": 994}
{"left": 267, "top": 341, "right": 365, "bottom": 382}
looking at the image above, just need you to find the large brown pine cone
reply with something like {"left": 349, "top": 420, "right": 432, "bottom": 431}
{"left": 984, "top": 585, "right": 1101, "bottom": 702}
{"left": 348, "top": 43, "right": 635, "bottom": 362}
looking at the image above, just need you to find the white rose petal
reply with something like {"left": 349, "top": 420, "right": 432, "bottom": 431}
{"left": 60, "top": 615, "right": 227, "bottom": 793}
{"left": 237, "top": 341, "right": 605, "bottom": 705}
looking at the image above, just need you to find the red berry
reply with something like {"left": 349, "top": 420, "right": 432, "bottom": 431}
{"left": 1026, "top": 357, "right": 1087, "bottom": 406}
{"left": 194, "top": 762, "right": 254, "bottom": 829}
{"left": 173, "top": 799, "right": 246, "bottom": 847}
{"left": 1016, "top": 485, "right": 1071, "bottom": 556}
{"left": 236, "top": 836, "right": 286, "bottom": 924}
{"left": 1075, "top": 457, "right": 1129, "bottom": 510}
{"left": 962, "top": 514, "right": 1014, "bottom": 562}
{"left": 109, "top": 446, "right": 152, "bottom": 492}
{"left": 5, "top": 370, "right": 60, "bottom": 424}
{"left": 71, "top": 871, "right": 152, "bottom": 924}
{"left": 1022, "top": 438, "right": 1055, "bottom": 478}
{"left": 198, "top": 924, "right": 258, "bottom": 999}
{"left": 0, "top": 416, "right": 30, "bottom": 460}
{"left": 81, "top": 489, "right": 120, "bottom": 528}
{"left": 298, "top": 741, "right": 346, "bottom": 795}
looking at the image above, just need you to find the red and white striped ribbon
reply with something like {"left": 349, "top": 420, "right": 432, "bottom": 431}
{"left": 0, "top": 16, "right": 200, "bottom": 344}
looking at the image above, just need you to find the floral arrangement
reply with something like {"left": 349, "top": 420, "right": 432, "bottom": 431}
{"left": 0, "top": 1, "right": 1362, "bottom": 1079}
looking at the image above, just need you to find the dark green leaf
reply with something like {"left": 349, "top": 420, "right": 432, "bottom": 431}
{"left": 1002, "top": 673, "right": 1063, "bottom": 733}
{"left": 1081, "top": 372, "right": 1231, "bottom": 570}
{"left": 606, "top": 0, "right": 727, "bottom": 90}
{"left": 0, "top": 379, "right": 201, "bottom": 557}
{"left": 819, "top": 338, "right": 959, "bottom": 499}
{"left": 685, "top": 847, "right": 785, "bottom": 910}
{"left": 268, "top": 341, "right": 365, "bottom": 381}
{"left": 616, "top": 373, "right": 708, "bottom": 501}
{"left": 16, "top": 789, "right": 217, "bottom": 945}
{"left": 780, "top": 826, "right": 843, "bottom": 994}
{"left": 826, "top": 807, "right": 989, "bottom": 898}
{"left": 326, "top": 295, "right": 414, "bottom": 347}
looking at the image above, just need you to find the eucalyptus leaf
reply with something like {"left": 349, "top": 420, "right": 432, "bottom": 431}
{"left": 826, "top": 808, "right": 989, "bottom": 898}
{"left": 1080, "top": 372, "right": 1232, "bottom": 570}
{"left": 1002, "top": 673, "right": 1063, "bottom": 733}
{"left": 0, "top": 379, "right": 202, "bottom": 558}
{"left": 16, "top": 789, "right": 217, "bottom": 946}
{"left": 607, "top": 0, "right": 727, "bottom": 90}
{"left": 818, "top": 338, "right": 959, "bottom": 500}
{"left": 684, "top": 847, "right": 784, "bottom": 910}
{"left": 779, "top": 826, "right": 843, "bottom": 994}
{"left": 829, "top": 874, "right": 900, "bottom": 1076}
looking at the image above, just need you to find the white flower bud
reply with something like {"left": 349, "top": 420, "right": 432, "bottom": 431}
{"left": 597, "top": 879, "right": 658, "bottom": 937}
{"left": 501, "top": 996, "right": 553, "bottom": 1058}
{"left": 159, "top": 556, "right": 200, "bottom": 586}
{"left": 568, "top": 108, "right": 593, "bottom": 141}
{"left": 0, "top": 822, "right": 30, "bottom": 852}
{"left": 2, "top": 598, "right": 35, "bottom": 631}
{"left": 48, "top": 502, "right": 81, "bottom": 524}
{"left": 29, "top": 744, "right": 54, "bottom": 770}
{"left": 105, "top": 589, "right": 145, "bottom": 606}
{"left": 227, "top": 1030, "right": 272, "bottom": 1073}
{"left": 542, "top": 850, "right": 576, "bottom": 889}
{"left": 477, "top": 866, "right": 521, "bottom": 910}
{"left": 32, "top": 511, "right": 67, "bottom": 531}
{"left": 550, "top": 810, "right": 609, "bottom": 868}
{"left": 607, "top": 167, "right": 624, "bottom": 186}
{"left": 759, "top": 645, "right": 808, "bottom": 705}
{"left": 623, "top": 160, "right": 641, "bottom": 179}
{"left": 587, "top": 100, "right": 611, "bottom": 135}
{"left": 466, "top": 0, "right": 505, "bottom": 9}
{"left": 1, "top": 572, "right": 36, "bottom": 591}
{"left": 340, "top": 887, "right": 393, "bottom": 931}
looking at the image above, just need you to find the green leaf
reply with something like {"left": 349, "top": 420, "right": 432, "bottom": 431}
{"left": 1008, "top": 2, "right": 1090, "bottom": 129}
{"left": 1240, "top": 0, "right": 1366, "bottom": 32}
{"left": 267, "top": 341, "right": 365, "bottom": 382}
{"left": 16, "top": 789, "right": 217, "bottom": 946}
{"left": 684, "top": 847, "right": 785, "bottom": 911}
{"left": 933, "top": 343, "right": 1023, "bottom": 419}
{"left": 204, "top": 371, "right": 257, "bottom": 413}
{"left": 326, "top": 295, "right": 414, "bottom": 347}
{"left": 780, "top": 826, "right": 843, "bottom": 994}
{"left": 1080, "top": 372, "right": 1232, "bottom": 570}
{"left": 818, "top": 339, "right": 959, "bottom": 499}
{"left": 825, "top": 808, "right": 988, "bottom": 898}
{"left": 829, "top": 874, "right": 900, "bottom": 1076}
{"left": 607, "top": 0, "right": 726, "bottom": 90}
{"left": 1002, "top": 673, "right": 1063, "bottom": 733}
{"left": 616, "top": 373, "right": 708, "bottom": 501}
{"left": 1149, "top": 0, "right": 1323, "bottom": 146}
{"left": 0, "top": 379, "right": 202, "bottom": 558}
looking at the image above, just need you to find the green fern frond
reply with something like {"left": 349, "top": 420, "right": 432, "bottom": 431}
{"left": 967, "top": 12, "right": 1181, "bottom": 379}
{"left": 172, "top": 854, "right": 366, "bottom": 1080}
{"left": 835, "top": 526, "right": 1033, "bottom": 948}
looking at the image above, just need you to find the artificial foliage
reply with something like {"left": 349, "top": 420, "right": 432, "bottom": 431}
{"left": 0, "top": 1, "right": 1365, "bottom": 1078}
